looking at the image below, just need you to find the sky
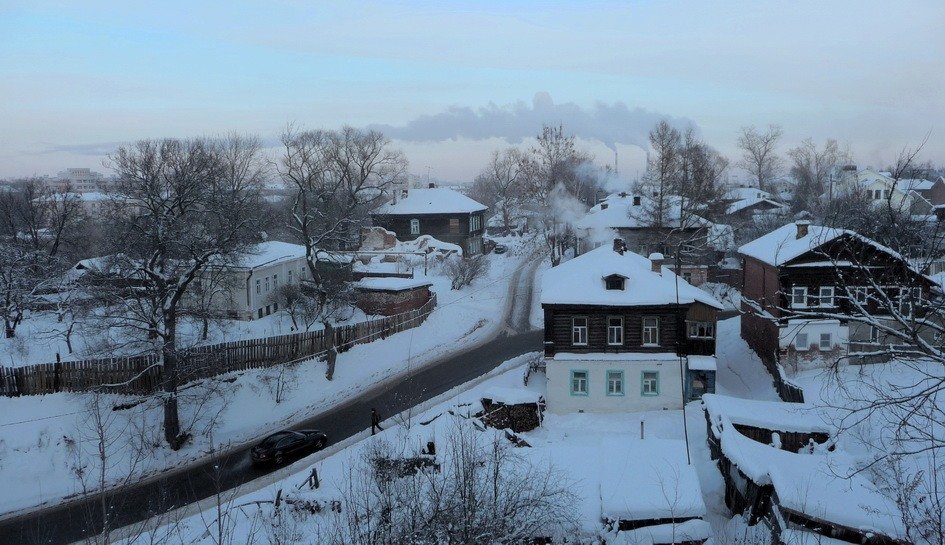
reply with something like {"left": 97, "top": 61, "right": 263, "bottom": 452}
{"left": 1, "top": 0, "right": 944, "bottom": 183}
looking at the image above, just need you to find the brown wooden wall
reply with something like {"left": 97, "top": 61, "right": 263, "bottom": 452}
{"left": 371, "top": 212, "right": 485, "bottom": 254}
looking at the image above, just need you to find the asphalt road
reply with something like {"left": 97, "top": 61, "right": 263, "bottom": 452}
{"left": 0, "top": 257, "right": 542, "bottom": 545}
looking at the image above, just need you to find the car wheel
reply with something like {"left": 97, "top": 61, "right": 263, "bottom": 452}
{"left": 274, "top": 451, "right": 284, "bottom": 465}
{"left": 315, "top": 437, "right": 326, "bottom": 450}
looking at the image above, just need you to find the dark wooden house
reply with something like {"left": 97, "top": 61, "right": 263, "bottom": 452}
{"left": 540, "top": 239, "right": 724, "bottom": 413}
{"left": 371, "top": 184, "right": 488, "bottom": 255}
{"left": 739, "top": 220, "right": 935, "bottom": 373}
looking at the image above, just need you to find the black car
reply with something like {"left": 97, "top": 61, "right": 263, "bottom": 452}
{"left": 493, "top": 244, "right": 508, "bottom": 254}
{"left": 250, "top": 429, "right": 328, "bottom": 466}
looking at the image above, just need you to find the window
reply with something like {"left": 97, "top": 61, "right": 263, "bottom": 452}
{"left": 605, "top": 275, "right": 625, "bottom": 290}
{"left": 641, "top": 371, "right": 659, "bottom": 396}
{"left": 899, "top": 287, "right": 922, "bottom": 317}
{"left": 791, "top": 287, "right": 808, "bottom": 308}
{"left": 642, "top": 317, "right": 660, "bottom": 346}
{"left": 607, "top": 316, "right": 624, "bottom": 346}
{"left": 571, "top": 317, "right": 588, "bottom": 346}
{"left": 265, "top": 305, "right": 271, "bottom": 316}
{"left": 633, "top": 196, "right": 641, "bottom": 206}
{"left": 570, "top": 370, "right": 588, "bottom": 396}
{"left": 852, "top": 286, "right": 868, "bottom": 304}
{"left": 258, "top": 308, "right": 263, "bottom": 319}
{"left": 273, "top": 302, "right": 279, "bottom": 312}
{"left": 469, "top": 214, "right": 481, "bottom": 233}
{"left": 265, "top": 276, "right": 270, "bottom": 292}
{"left": 819, "top": 332, "right": 832, "bottom": 350}
{"left": 688, "top": 321, "right": 715, "bottom": 339}
{"left": 796, "top": 333, "right": 809, "bottom": 350}
{"left": 449, "top": 218, "right": 460, "bottom": 234}
{"left": 410, "top": 218, "right": 420, "bottom": 235}
{"left": 273, "top": 273, "right": 279, "bottom": 289}
{"left": 606, "top": 370, "right": 624, "bottom": 396}
{"left": 288, "top": 270, "right": 293, "bottom": 283}
{"left": 682, "top": 272, "right": 693, "bottom": 283}
{"left": 818, "top": 286, "right": 834, "bottom": 307}
{"left": 256, "top": 279, "right": 261, "bottom": 294}
{"left": 869, "top": 326, "right": 880, "bottom": 343}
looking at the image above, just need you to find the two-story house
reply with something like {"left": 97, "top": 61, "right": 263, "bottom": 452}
{"left": 739, "top": 221, "right": 935, "bottom": 370}
{"left": 541, "top": 239, "right": 723, "bottom": 413}
{"left": 371, "top": 184, "right": 488, "bottom": 255}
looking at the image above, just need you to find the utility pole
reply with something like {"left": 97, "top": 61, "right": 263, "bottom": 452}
{"left": 675, "top": 240, "right": 692, "bottom": 465}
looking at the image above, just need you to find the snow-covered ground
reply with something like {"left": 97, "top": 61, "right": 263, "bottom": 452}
{"left": 0, "top": 237, "right": 538, "bottom": 518}
{"left": 714, "top": 316, "right": 779, "bottom": 401}
{"left": 110, "top": 314, "right": 786, "bottom": 544}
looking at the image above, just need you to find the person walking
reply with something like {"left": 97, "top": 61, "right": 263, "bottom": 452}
{"left": 371, "top": 408, "right": 384, "bottom": 435}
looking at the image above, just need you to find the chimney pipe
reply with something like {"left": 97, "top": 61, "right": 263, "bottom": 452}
{"left": 613, "top": 238, "right": 625, "bottom": 255}
{"left": 795, "top": 220, "right": 810, "bottom": 239}
{"left": 649, "top": 252, "right": 664, "bottom": 274}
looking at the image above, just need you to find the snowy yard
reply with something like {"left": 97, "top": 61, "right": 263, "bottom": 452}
{"left": 0, "top": 238, "right": 536, "bottom": 517}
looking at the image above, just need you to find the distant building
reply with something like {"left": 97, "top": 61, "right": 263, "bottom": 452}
{"left": 371, "top": 184, "right": 488, "bottom": 255}
{"left": 540, "top": 239, "right": 723, "bottom": 413}
{"left": 47, "top": 168, "right": 112, "bottom": 193}
{"left": 836, "top": 166, "right": 933, "bottom": 214}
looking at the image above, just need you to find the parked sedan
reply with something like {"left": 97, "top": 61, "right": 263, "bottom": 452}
{"left": 250, "top": 429, "right": 328, "bottom": 466}
{"left": 493, "top": 244, "right": 508, "bottom": 254}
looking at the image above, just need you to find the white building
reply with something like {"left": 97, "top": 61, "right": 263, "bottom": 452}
{"left": 48, "top": 168, "right": 111, "bottom": 193}
{"left": 207, "top": 241, "right": 311, "bottom": 320}
{"left": 540, "top": 240, "right": 723, "bottom": 413}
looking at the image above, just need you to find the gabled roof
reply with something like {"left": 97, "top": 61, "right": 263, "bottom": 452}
{"left": 724, "top": 186, "right": 775, "bottom": 201}
{"left": 541, "top": 244, "right": 723, "bottom": 308}
{"left": 236, "top": 241, "right": 308, "bottom": 269}
{"left": 373, "top": 187, "right": 487, "bottom": 215}
{"left": 726, "top": 197, "right": 787, "bottom": 215}
{"left": 737, "top": 223, "right": 908, "bottom": 268}
{"left": 575, "top": 192, "right": 712, "bottom": 232}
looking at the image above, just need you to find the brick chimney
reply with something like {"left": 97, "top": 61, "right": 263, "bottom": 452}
{"left": 795, "top": 220, "right": 810, "bottom": 239}
{"left": 613, "top": 238, "right": 626, "bottom": 255}
{"left": 649, "top": 252, "right": 664, "bottom": 274}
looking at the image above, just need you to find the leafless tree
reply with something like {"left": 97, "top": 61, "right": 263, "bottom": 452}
{"left": 442, "top": 254, "right": 489, "bottom": 290}
{"left": 471, "top": 148, "right": 526, "bottom": 234}
{"left": 789, "top": 138, "right": 843, "bottom": 212}
{"left": 0, "top": 178, "right": 85, "bottom": 257}
{"left": 101, "top": 135, "right": 264, "bottom": 449}
{"left": 279, "top": 125, "right": 406, "bottom": 275}
{"left": 640, "top": 120, "right": 682, "bottom": 229}
{"left": 737, "top": 124, "right": 784, "bottom": 192}
{"left": 520, "top": 124, "right": 598, "bottom": 265}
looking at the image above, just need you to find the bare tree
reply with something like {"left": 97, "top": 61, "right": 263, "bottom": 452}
{"left": 442, "top": 254, "right": 489, "bottom": 290}
{"left": 0, "top": 179, "right": 84, "bottom": 257}
{"left": 102, "top": 135, "right": 264, "bottom": 449}
{"left": 520, "top": 124, "right": 597, "bottom": 265}
{"left": 737, "top": 124, "right": 783, "bottom": 192}
{"left": 640, "top": 120, "right": 682, "bottom": 229}
{"left": 471, "top": 148, "right": 526, "bottom": 234}
{"left": 789, "top": 138, "right": 842, "bottom": 212}
{"left": 279, "top": 125, "right": 406, "bottom": 277}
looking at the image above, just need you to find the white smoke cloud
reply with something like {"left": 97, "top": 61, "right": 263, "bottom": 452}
{"left": 369, "top": 92, "right": 697, "bottom": 153}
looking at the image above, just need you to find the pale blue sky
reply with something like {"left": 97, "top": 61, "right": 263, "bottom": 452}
{"left": 2, "top": 0, "right": 944, "bottom": 181}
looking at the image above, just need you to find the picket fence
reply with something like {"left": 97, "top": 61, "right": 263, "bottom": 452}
{"left": 0, "top": 293, "right": 437, "bottom": 397}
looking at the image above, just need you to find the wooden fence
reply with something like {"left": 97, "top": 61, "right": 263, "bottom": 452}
{"left": 0, "top": 293, "right": 437, "bottom": 397}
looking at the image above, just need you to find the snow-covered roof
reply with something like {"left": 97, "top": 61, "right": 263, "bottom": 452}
{"left": 541, "top": 244, "right": 724, "bottom": 309}
{"left": 353, "top": 277, "right": 432, "bottom": 292}
{"left": 738, "top": 222, "right": 909, "bottom": 269}
{"left": 554, "top": 352, "right": 681, "bottom": 362}
{"left": 236, "top": 241, "right": 308, "bottom": 269}
{"left": 899, "top": 178, "right": 935, "bottom": 192}
{"left": 725, "top": 197, "right": 786, "bottom": 215}
{"left": 575, "top": 193, "right": 712, "bottom": 232}
{"left": 373, "top": 187, "right": 487, "bottom": 215}
{"left": 597, "top": 439, "right": 706, "bottom": 522}
{"left": 687, "top": 355, "right": 717, "bottom": 371}
{"left": 480, "top": 387, "right": 542, "bottom": 405}
{"left": 724, "top": 186, "right": 774, "bottom": 201}
{"left": 702, "top": 393, "right": 831, "bottom": 435}
{"left": 705, "top": 394, "right": 904, "bottom": 540}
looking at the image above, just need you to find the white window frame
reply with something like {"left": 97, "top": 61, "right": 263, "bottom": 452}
{"left": 819, "top": 332, "right": 832, "bottom": 350}
{"left": 899, "top": 287, "right": 922, "bottom": 317}
{"left": 688, "top": 321, "right": 715, "bottom": 339}
{"left": 410, "top": 218, "right": 420, "bottom": 235}
{"left": 570, "top": 370, "right": 588, "bottom": 396}
{"left": 606, "top": 370, "right": 624, "bottom": 396}
{"left": 791, "top": 287, "right": 808, "bottom": 308}
{"left": 795, "top": 332, "right": 810, "bottom": 351}
{"left": 852, "top": 286, "right": 868, "bottom": 305}
{"left": 641, "top": 371, "right": 660, "bottom": 396}
{"left": 265, "top": 276, "right": 270, "bottom": 292}
{"left": 818, "top": 286, "right": 834, "bottom": 307}
{"left": 642, "top": 317, "right": 660, "bottom": 346}
{"left": 273, "top": 273, "right": 279, "bottom": 289}
{"left": 607, "top": 316, "right": 624, "bottom": 346}
{"left": 571, "top": 316, "right": 588, "bottom": 346}
{"left": 256, "top": 279, "right": 261, "bottom": 295}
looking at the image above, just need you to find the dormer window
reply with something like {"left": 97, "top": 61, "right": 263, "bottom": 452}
{"left": 604, "top": 274, "right": 626, "bottom": 290}
{"left": 633, "top": 196, "right": 641, "bottom": 206}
